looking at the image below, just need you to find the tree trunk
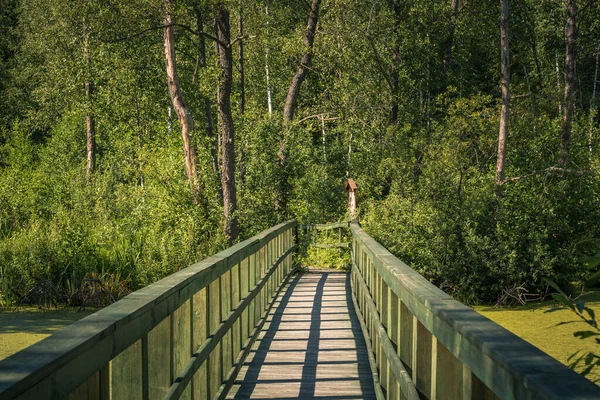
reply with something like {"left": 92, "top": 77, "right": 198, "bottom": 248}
{"left": 238, "top": 7, "right": 245, "bottom": 115}
{"left": 282, "top": 0, "right": 321, "bottom": 123}
{"left": 495, "top": 0, "right": 510, "bottom": 195}
{"left": 560, "top": 0, "right": 577, "bottom": 167}
{"left": 389, "top": 1, "right": 401, "bottom": 124}
{"left": 590, "top": 43, "right": 600, "bottom": 154}
{"left": 277, "top": 0, "right": 320, "bottom": 212}
{"left": 238, "top": 4, "right": 246, "bottom": 188}
{"left": 265, "top": 1, "right": 273, "bottom": 116}
{"left": 164, "top": 0, "right": 199, "bottom": 199}
{"left": 195, "top": 7, "right": 220, "bottom": 178}
{"left": 83, "top": 22, "right": 95, "bottom": 181}
{"left": 216, "top": 6, "right": 238, "bottom": 245}
{"left": 442, "top": 0, "right": 459, "bottom": 76}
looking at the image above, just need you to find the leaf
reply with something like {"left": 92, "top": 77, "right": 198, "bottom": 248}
{"left": 586, "top": 269, "right": 600, "bottom": 284}
{"left": 584, "top": 307, "right": 596, "bottom": 323}
{"left": 574, "top": 331, "right": 600, "bottom": 339}
{"left": 576, "top": 300, "right": 585, "bottom": 313}
{"left": 578, "top": 256, "right": 600, "bottom": 269}
{"left": 551, "top": 293, "right": 575, "bottom": 310}
{"left": 543, "top": 278, "right": 570, "bottom": 299}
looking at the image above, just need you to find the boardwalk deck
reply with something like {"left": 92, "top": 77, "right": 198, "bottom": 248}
{"left": 227, "top": 270, "right": 376, "bottom": 399}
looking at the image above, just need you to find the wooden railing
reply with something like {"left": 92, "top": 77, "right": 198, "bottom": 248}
{"left": 349, "top": 221, "right": 600, "bottom": 400}
{"left": 0, "top": 221, "right": 297, "bottom": 400}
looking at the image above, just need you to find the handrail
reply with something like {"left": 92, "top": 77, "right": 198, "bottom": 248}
{"left": 0, "top": 221, "right": 297, "bottom": 400}
{"left": 350, "top": 221, "right": 600, "bottom": 399}
{"left": 298, "top": 221, "right": 351, "bottom": 230}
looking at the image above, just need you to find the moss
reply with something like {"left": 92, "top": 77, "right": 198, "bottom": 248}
{"left": 0, "top": 307, "right": 94, "bottom": 360}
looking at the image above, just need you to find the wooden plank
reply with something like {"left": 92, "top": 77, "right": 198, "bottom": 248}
{"left": 110, "top": 339, "right": 143, "bottom": 399}
{"left": 192, "top": 288, "right": 208, "bottom": 400}
{"left": 162, "top": 245, "right": 297, "bottom": 400}
{"left": 68, "top": 369, "right": 100, "bottom": 400}
{"left": 172, "top": 300, "right": 192, "bottom": 400}
{"left": 435, "top": 340, "right": 462, "bottom": 400}
{"left": 208, "top": 277, "right": 222, "bottom": 399}
{"left": 230, "top": 272, "right": 376, "bottom": 400}
{"left": 148, "top": 317, "right": 171, "bottom": 400}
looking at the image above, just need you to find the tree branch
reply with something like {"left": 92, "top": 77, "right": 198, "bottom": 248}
{"left": 102, "top": 22, "right": 226, "bottom": 47}
{"left": 229, "top": 34, "right": 256, "bottom": 48}
{"left": 502, "top": 166, "right": 590, "bottom": 184}
{"left": 297, "top": 113, "right": 339, "bottom": 124}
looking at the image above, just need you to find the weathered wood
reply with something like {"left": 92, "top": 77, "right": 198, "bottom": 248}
{"left": 162, "top": 244, "right": 298, "bottom": 400}
{"left": 111, "top": 339, "right": 143, "bottom": 399}
{"left": 314, "top": 242, "right": 350, "bottom": 249}
{"left": 350, "top": 221, "right": 600, "bottom": 399}
{"left": 297, "top": 221, "right": 351, "bottom": 230}
{"left": 172, "top": 300, "right": 192, "bottom": 400}
{"left": 352, "top": 261, "right": 419, "bottom": 400}
{"left": 192, "top": 288, "right": 208, "bottom": 400}
{"left": 148, "top": 317, "right": 171, "bottom": 399}
{"left": 228, "top": 272, "right": 376, "bottom": 399}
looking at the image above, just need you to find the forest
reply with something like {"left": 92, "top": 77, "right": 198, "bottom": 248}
{"left": 0, "top": 0, "right": 599, "bottom": 306}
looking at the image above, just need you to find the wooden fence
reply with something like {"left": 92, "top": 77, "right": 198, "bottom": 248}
{"left": 0, "top": 221, "right": 296, "bottom": 400}
{"left": 349, "top": 221, "right": 600, "bottom": 400}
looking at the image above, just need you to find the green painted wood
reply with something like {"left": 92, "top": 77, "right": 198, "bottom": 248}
{"left": 162, "top": 244, "right": 297, "bottom": 400}
{"left": 68, "top": 369, "right": 100, "bottom": 400}
{"left": 192, "top": 288, "right": 208, "bottom": 400}
{"left": 208, "top": 277, "right": 222, "bottom": 399}
{"left": 297, "top": 221, "right": 351, "bottom": 230}
{"left": 435, "top": 339, "right": 462, "bottom": 400}
{"left": 415, "top": 320, "right": 432, "bottom": 397}
{"left": 0, "top": 222, "right": 297, "bottom": 400}
{"left": 110, "top": 339, "right": 143, "bottom": 399}
{"left": 350, "top": 221, "right": 600, "bottom": 399}
{"left": 172, "top": 300, "right": 192, "bottom": 400}
{"left": 353, "top": 261, "right": 419, "bottom": 400}
{"left": 221, "top": 270, "right": 233, "bottom": 380}
{"left": 148, "top": 317, "right": 170, "bottom": 400}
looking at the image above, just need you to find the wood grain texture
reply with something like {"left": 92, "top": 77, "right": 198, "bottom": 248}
{"left": 227, "top": 271, "right": 376, "bottom": 399}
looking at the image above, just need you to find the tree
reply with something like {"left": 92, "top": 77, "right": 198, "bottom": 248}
{"left": 442, "top": 0, "right": 459, "bottom": 76}
{"left": 282, "top": 0, "right": 321, "bottom": 124}
{"left": 560, "top": 0, "right": 577, "bottom": 166}
{"left": 277, "top": 0, "right": 321, "bottom": 213}
{"left": 163, "top": 0, "right": 200, "bottom": 200}
{"left": 83, "top": 17, "right": 95, "bottom": 181}
{"left": 215, "top": 4, "right": 238, "bottom": 244}
{"left": 496, "top": 0, "right": 510, "bottom": 194}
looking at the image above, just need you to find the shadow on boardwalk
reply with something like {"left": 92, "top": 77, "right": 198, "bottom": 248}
{"left": 228, "top": 270, "right": 376, "bottom": 399}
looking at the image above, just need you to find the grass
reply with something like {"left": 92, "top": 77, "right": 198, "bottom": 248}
{"left": 0, "top": 306, "right": 94, "bottom": 361}
{"left": 474, "top": 291, "right": 600, "bottom": 384}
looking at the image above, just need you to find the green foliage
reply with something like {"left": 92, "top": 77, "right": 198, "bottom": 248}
{"left": 1, "top": 0, "right": 600, "bottom": 307}
{"left": 544, "top": 279, "right": 600, "bottom": 380}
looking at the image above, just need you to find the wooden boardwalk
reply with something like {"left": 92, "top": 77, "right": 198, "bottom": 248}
{"left": 227, "top": 270, "right": 376, "bottom": 399}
